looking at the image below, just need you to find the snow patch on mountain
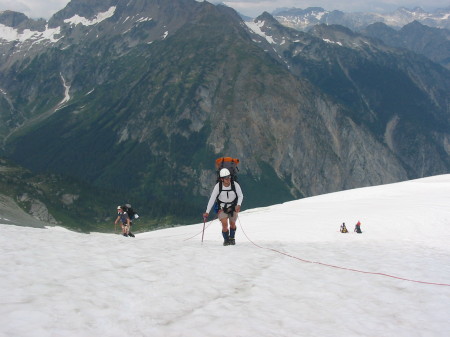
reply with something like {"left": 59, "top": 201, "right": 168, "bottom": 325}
{"left": 63, "top": 6, "right": 116, "bottom": 26}
{"left": 323, "top": 38, "right": 343, "bottom": 46}
{"left": 0, "top": 6, "right": 117, "bottom": 44}
{"left": 136, "top": 17, "right": 153, "bottom": 23}
{"left": 245, "top": 20, "right": 275, "bottom": 44}
{"left": 0, "top": 24, "right": 61, "bottom": 43}
{"left": 54, "top": 74, "right": 71, "bottom": 111}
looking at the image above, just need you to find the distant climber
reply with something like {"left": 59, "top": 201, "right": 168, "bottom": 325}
{"left": 123, "top": 203, "right": 137, "bottom": 237}
{"left": 354, "top": 221, "right": 362, "bottom": 233}
{"left": 115, "top": 206, "right": 133, "bottom": 237}
{"left": 340, "top": 222, "right": 348, "bottom": 233}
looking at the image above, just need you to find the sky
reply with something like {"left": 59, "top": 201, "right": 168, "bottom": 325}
{"left": 1, "top": 174, "right": 449, "bottom": 336}
{"left": 0, "top": 0, "right": 449, "bottom": 19}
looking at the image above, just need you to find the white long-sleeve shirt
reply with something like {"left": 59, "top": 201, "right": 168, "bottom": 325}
{"left": 205, "top": 181, "right": 243, "bottom": 213}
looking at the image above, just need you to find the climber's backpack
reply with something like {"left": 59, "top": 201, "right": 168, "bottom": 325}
{"left": 215, "top": 157, "right": 239, "bottom": 183}
{"left": 214, "top": 157, "right": 240, "bottom": 213}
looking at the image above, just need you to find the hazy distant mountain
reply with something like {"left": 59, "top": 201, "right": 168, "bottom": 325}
{"left": 271, "top": 6, "right": 450, "bottom": 69}
{"left": 273, "top": 6, "right": 450, "bottom": 31}
{"left": 362, "top": 20, "right": 450, "bottom": 70}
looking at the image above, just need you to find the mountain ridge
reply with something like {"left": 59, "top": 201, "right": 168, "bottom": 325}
{"left": 272, "top": 6, "right": 450, "bottom": 31}
{"left": 0, "top": 0, "right": 449, "bottom": 229}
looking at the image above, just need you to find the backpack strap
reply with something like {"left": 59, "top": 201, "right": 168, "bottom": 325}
{"left": 216, "top": 180, "right": 238, "bottom": 215}
{"left": 230, "top": 180, "right": 236, "bottom": 194}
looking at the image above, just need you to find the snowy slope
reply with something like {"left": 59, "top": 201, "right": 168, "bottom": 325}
{"left": 1, "top": 175, "right": 449, "bottom": 337}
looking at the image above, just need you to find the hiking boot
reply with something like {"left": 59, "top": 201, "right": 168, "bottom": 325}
{"left": 123, "top": 233, "right": 128, "bottom": 237}
{"left": 128, "top": 232, "right": 135, "bottom": 237}
{"left": 222, "top": 230, "right": 230, "bottom": 246}
{"left": 229, "top": 238, "right": 235, "bottom": 245}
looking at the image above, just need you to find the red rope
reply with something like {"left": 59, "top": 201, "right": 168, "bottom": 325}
{"left": 238, "top": 218, "right": 450, "bottom": 287}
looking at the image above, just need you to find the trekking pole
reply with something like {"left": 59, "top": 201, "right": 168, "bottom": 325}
{"left": 201, "top": 216, "right": 207, "bottom": 243}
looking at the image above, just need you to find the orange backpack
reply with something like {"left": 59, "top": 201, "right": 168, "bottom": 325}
{"left": 215, "top": 157, "right": 240, "bottom": 182}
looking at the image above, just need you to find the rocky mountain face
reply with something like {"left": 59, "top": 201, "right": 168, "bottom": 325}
{"left": 246, "top": 13, "right": 450, "bottom": 189}
{"left": 362, "top": 21, "right": 450, "bottom": 70}
{"left": 0, "top": 0, "right": 449, "bottom": 228}
{"left": 271, "top": 7, "right": 450, "bottom": 69}
{"left": 273, "top": 6, "right": 450, "bottom": 31}
{"left": 0, "top": 157, "right": 121, "bottom": 232}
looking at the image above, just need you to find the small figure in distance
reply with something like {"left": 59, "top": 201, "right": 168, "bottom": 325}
{"left": 115, "top": 206, "right": 132, "bottom": 237}
{"left": 123, "top": 204, "right": 136, "bottom": 237}
{"left": 354, "top": 221, "right": 362, "bottom": 234}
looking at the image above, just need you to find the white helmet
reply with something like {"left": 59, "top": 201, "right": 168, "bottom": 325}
{"left": 219, "top": 168, "right": 231, "bottom": 178}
